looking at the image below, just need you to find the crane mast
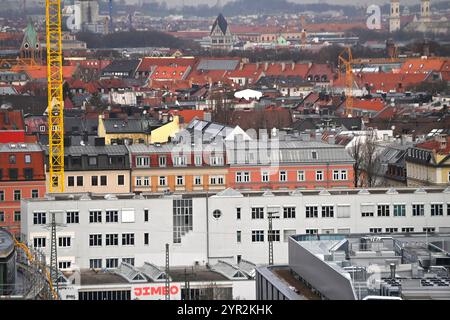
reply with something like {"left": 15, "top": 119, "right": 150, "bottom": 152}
{"left": 338, "top": 47, "right": 353, "bottom": 117}
{"left": 46, "top": 0, "right": 65, "bottom": 193}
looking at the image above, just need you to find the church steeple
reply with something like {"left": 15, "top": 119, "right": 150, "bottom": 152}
{"left": 20, "top": 20, "right": 42, "bottom": 63}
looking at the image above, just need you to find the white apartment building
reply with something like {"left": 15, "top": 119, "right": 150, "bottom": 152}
{"left": 21, "top": 187, "right": 450, "bottom": 271}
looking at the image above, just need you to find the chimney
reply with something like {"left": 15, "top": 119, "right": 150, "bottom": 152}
{"left": 239, "top": 62, "right": 244, "bottom": 70}
{"left": 256, "top": 62, "right": 260, "bottom": 70}
{"left": 281, "top": 62, "right": 286, "bottom": 72}
{"left": 390, "top": 263, "right": 396, "bottom": 279}
{"left": 95, "top": 137, "right": 105, "bottom": 146}
{"left": 291, "top": 62, "right": 295, "bottom": 70}
{"left": 264, "top": 62, "right": 269, "bottom": 71}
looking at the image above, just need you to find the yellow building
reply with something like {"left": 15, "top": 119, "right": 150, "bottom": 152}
{"left": 405, "top": 135, "right": 450, "bottom": 186}
{"left": 98, "top": 115, "right": 179, "bottom": 145}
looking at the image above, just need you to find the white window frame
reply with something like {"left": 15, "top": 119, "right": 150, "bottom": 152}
{"left": 316, "top": 170, "right": 323, "bottom": 181}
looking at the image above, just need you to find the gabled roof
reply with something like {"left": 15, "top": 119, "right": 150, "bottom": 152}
{"left": 211, "top": 13, "right": 229, "bottom": 35}
{"left": 21, "top": 20, "right": 40, "bottom": 49}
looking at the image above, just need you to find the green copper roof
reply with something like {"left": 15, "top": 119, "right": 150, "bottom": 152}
{"left": 22, "top": 20, "right": 39, "bottom": 50}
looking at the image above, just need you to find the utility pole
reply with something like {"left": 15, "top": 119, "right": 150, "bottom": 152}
{"left": 184, "top": 268, "right": 191, "bottom": 300}
{"left": 50, "top": 211, "right": 58, "bottom": 296}
{"left": 268, "top": 211, "right": 279, "bottom": 265}
{"left": 165, "top": 243, "right": 170, "bottom": 300}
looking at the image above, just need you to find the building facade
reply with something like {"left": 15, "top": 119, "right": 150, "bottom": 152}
{"left": 128, "top": 138, "right": 354, "bottom": 193}
{"left": 405, "top": 135, "right": 450, "bottom": 186}
{"left": 0, "top": 143, "right": 46, "bottom": 236}
{"left": 45, "top": 144, "right": 131, "bottom": 194}
{"left": 210, "top": 14, "right": 235, "bottom": 51}
{"left": 21, "top": 187, "right": 450, "bottom": 271}
{"left": 389, "top": 0, "right": 401, "bottom": 33}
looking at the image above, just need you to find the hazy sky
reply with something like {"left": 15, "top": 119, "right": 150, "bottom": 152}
{"left": 143, "top": 0, "right": 434, "bottom": 7}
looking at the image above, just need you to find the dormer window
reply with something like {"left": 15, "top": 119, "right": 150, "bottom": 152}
{"left": 312, "top": 151, "right": 318, "bottom": 159}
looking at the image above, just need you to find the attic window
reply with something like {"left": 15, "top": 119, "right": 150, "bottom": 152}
{"left": 408, "top": 64, "right": 412, "bottom": 68}
{"left": 312, "top": 151, "right": 318, "bottom": 159}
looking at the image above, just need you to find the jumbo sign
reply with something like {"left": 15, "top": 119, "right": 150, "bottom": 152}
{"left": 131, "top": 284, "right": 181, "bottom": 300}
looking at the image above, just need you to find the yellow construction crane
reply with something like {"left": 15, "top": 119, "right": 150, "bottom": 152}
{"left": 46, "top": 0, "right": 65, "bottom": 193}
{"left": 338, "top": 47, "right": 353, "bottom": 117}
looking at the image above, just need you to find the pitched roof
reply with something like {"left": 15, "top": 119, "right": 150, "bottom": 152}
{"left": 351, "top": 98, "right": 385, "bottom": 112}
{"left": 211, "top": 13, "right": 229, "bottom": 35}
{"left": 356, "top": 72, "right": 429, "bottom": 92}
{"left": 150, "top": 65, "right": 191, "bottom": 81}
{"left": 415, "top": 136, "right": 450, "bottom": 155}
{"left": 101, "top": 59, "right": 141, "bottom": 75}
{"left": 401, "top": 57, "right": 447, "bottom": 74}
{"left": 169, "top": 109, "right": 206, "bottom": 124}
{"left": 137, "top": 57, "right": 196, "bottom": 72}
{"left": 18, "top": 65, "right": 77, "bottom": 80}
{"left": 21, "top": 20, "right": 40, "bottom": 49}
{"left": 102, "top": 117, "right": 161, "bottom": 134}
{"left": 197, "top": 58, "right": 240, "bottom": 71}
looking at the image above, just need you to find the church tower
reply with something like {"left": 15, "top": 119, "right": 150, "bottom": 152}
{"left": 389, "top": 0, "right": 401, "bottom": 33}
{"left": 20, "top": 20, "right": 42, "bottom": 63}
{"left": 420, "top": 0, "right": 431, "bottom": 22}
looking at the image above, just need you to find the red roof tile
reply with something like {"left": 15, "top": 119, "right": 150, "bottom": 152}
{"left": 401, "top": 57, "right": 447, "bottom": 74}
{"left": 150, "top": 65, "right": 191, "bottom": 81}
{"left": 137, "top": 57, "right": 197, "bottom": 72}
{"left": 416, "top": 136, "right": 450, "bottom": 155}
{"left": 352, "top": 98, "right": 385, "bottom": 112}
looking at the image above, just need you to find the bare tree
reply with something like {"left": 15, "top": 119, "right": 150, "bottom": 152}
{"left": 348, "top": 135, "right": 363, "bottom": 187}
{"left": 361, "top": 131, "right": 382, "bottom": 188}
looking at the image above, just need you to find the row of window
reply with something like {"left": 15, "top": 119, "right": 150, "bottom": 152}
{"left": 0, "top": 168, "right": 35, "bottom": 180}
{"left": 233, "top": 203, "right": 450, "bottom": 220}
{"left": 236, "top": 170, "right": 348, "bottom": 183}
{"left": 0, "top": 210, "right": 21, "bottom": 223}
{"left": 8, "top": 154, "right": 32, "bottom": 164}
{"left": 67, "top": 175, "right": 125, "bottom": 187}
{"left": 245, "top": 226, "right": 438, "bottom": 243}
{"left": 135, "top": 175, "right": 225, "bottom": 187}
{"left": 34, "top": 209, "right": 133, "bottom": 225}
{"left": 33, "top": 233, "right": 144, "bottom": 249}
{"left": 136, "top": 155, "right": 224, "bottom": 168}
{"left": 0, "top": 189, "right": 39, "bottom": 202}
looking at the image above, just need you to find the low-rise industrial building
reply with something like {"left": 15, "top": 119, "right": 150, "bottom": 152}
{"left": 256, "top": 233, "right": 450, "bottom": 300}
